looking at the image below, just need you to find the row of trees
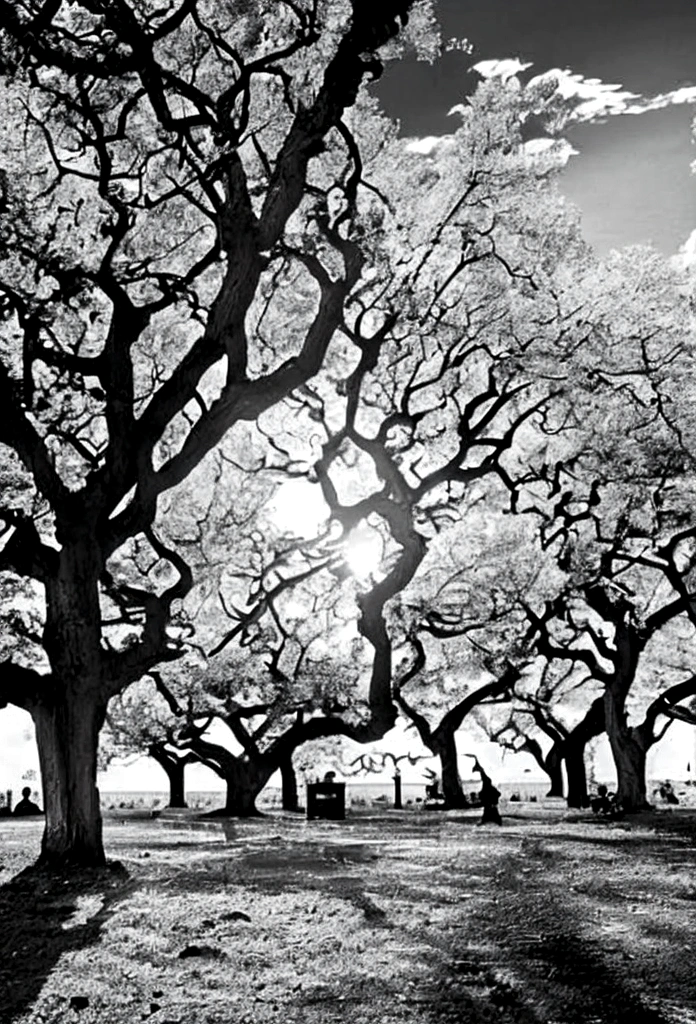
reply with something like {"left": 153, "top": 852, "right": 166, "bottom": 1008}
{"left": 1, "top": 1, "right": 695, "bottom": 868}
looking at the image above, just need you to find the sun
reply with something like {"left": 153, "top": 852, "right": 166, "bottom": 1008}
{"left": 344, "top": 524, "right": 383, "bottom": 580}
{"left": 267, "top": 483, "right": 383, "bottom": 581}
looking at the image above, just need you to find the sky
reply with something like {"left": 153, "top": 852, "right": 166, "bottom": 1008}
{"left": 376, "top": 0, "right": 696, "bottom": 254}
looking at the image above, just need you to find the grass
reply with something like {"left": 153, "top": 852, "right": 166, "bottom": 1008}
{"left": 1, "top": 805, "right": 695, "bottom": 1023}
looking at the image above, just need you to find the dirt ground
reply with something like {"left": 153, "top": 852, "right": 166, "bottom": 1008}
{"left": 1, "top": 805, "right": 695, "bottom": 1024}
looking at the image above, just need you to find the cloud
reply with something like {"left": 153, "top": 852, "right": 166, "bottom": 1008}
{"left": 527, "top": 68, "right": 640, "bottom": 121}
{"left": 472, "top": 58, "right": 533, "bottom": 83}
{"left": 404, "top": 63, "right": 696, "bottom": 173}
{"left": 630, "top": 85, "right": 696, "bottom": 116}
{"left": 672, "top": 228, "right": 696, "bottom": 269}
{"left": 523, "top": 137, "right": 578, "bottom": 167}
{"left": 405, "top": 135, "right": 450, "bottom": 154}
{"left": 474, "top": 61, "right": 696, "bottom": 124}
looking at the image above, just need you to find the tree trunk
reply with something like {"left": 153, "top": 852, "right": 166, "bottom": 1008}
{"left": 604, "top": 690, "right": 650, "bottom": 811}
{"left": 562, "top": 695, "right": 605, "bottom": 808}
{"left": 434, "top": 731, "right": 467, "bottom": 808}
{"left": 37, "top": 536, "right": 107, "bottom": 868}
{"left": 166, "top": 762, "right": 187, "bottom": 809}
{"left": 280, "top": 759, "right": 300, "bottom": 812}
{"left": 544, "top": 743, "right": 565, "bottom": 798}
{"left": 148, "top": 746, "right": 189, "bottom": 808}
{"left": 33, "top": 690, "right": 106, "bottom": 868}
{"left": 564, "top": 742, "right": 590, "bottom": 809}
{"left": 219, "top": 761, "right": 273, "bottom": 817}
{"left": 609, "top": 733, "right": 649, "bottom": 811}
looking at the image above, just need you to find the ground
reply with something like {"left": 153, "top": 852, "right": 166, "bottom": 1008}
{"left": 1, "top": 805, "right": 695, "bottom": 1023}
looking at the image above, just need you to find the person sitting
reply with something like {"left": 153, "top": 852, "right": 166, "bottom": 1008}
{"left": 658, "top": 781, "right": 679, "bottom": 805}
{"left": 13, "top": 787, "right": 42, "bottom": 816}
{"left": 590, "top": 784, "right": 613, "bottom": 815}
{"left": 423, "top": 768, "right": 443, "bottom": 802}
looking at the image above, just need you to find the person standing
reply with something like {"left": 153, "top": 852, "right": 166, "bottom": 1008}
{"left": 468, "top": 757, "right": 502, "bottom": 826}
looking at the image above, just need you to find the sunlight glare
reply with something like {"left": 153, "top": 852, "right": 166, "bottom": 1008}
{"left": 344, "top": 525, "right": 383, "bottom": 580}
{"left": 267, "top": 480, "right": 329, "bottom": 540}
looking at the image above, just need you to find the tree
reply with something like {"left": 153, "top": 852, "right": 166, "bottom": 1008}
{"left": 385, "top": 509, "right": 545, "bottom": 807}
{"left": 0, "top": 0, "right": 438, "bottom": 867}
{"left": 151, "top": 582, "right": 374, "bottom": 816}
{"left": 524, "top": 512, "right": 696, "bottom": 811}
{"left": 481, "top": 708, "right": 565, "bottom": 797}
{"left": 101, "top": 674, "right": 199, "bottom": 808}
{"left": 395, "top": 651, "right": 521, "bottom": 807}
{"left": 200, "top": 72, "right": 600, "bottom": 809}
{"left": 482, "top": 684, "right": 606, "bottom": 808}
{"left": 505, "top": 237, "right": 696, "bottom": 810}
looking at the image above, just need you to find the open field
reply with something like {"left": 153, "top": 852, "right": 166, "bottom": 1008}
{"left": 1, "top": 806, "right": 695, "bottom": 1024}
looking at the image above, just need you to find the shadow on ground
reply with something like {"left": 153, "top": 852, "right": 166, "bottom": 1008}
{"left": 0, "top": 862, "right": 134, "bottom": 1022}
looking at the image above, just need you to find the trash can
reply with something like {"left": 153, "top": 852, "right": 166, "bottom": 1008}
{"left": 306, "top": 782, "right": 346, "bottom": 820}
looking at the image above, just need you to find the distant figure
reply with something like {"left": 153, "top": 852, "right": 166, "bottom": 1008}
{"left": 658, "top": 781, "right": 679, "bottom": 805}
{"left": 13, "top": 787, "right": 42, "bottom": 816}
{"left": 423, "top": 768, "right": 443, "bottom": 802}
{"left": 590, "top": 784, "right": 622, "bottom": 818}
{"left": 323, "top": 771, "right": 336, "bottom": 783}
{"left": 591, "top": 783, "right": 612, "bottom": 815}
{"left": 469, "top": 757, "right": 502, "bottom": 825}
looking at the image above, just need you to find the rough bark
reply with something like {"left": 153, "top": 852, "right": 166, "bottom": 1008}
{"left": 564, "top": 743, "right": 590, "bottom": 809}
{"left": 607, "top": 726, "right": 649, "bottom": 812}
{"left": 34, "top": 690, "right": 106, "bottom": 868}
{"left": 220, "top": 761, "right": 274, "bottom": 817}
{"left": 35, "top": 537, "right": 107, "bottom": 867}
{"left": 604, "top": 678, "right": 650, "bottom": 812}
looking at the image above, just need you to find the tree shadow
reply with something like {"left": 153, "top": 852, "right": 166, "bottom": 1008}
{"left": 454, "top": 847, "right": 681, "bottom": 1024}
{"left": 0, "top": 862, "right": 134, "bottom": 1022}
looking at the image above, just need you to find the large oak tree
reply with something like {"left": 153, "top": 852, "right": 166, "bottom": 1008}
{"left": 0, "top": 0, "right": 431, "bottom": 867}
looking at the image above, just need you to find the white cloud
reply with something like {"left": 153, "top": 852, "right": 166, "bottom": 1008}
{"left": 472, "top": 58, "right": 533, "bottom": 82}
{"left": 528, "top": 68, "right": 640, "bottom": 121}
{"left": 405, "top": 135, "right": 449, "bottom": 154}
{"left": 523, "top": 136, "right": 578, "bottom": 167}
{"left": 628, "top": 85, "right": 696, "bottom": 116}
{"left": 475, "top": 60, "right": 696, "bottom": 124}
{"left": 672, "top": 227, "right": 696, "bottom": 269}
{"left": 405, "top": 62, "right": 696, "bottom": 178}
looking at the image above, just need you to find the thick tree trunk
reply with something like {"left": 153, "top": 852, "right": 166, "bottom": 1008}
{"left": 609, "top": 734, "right": 649, "bottom": 811}
{"left": 544, "top": 743, "right": 565, "bottom": 798}
{"left": 280, "top": 759, "right": 300, "bottom": 812}
{"left": 604, "top": 690, "right": 650, "bottom": 811}
{"left": 34, "top": 690, "right": 106, "bottom": 868}
{"left": 435, "top": 731, "right": 467, "bottom": 808}
{"left": 564, "top": 742, "right": 590, "bottom": 809}
{"left": 37, "top": 536, "right": 107, "bottom": 868}
{"left": 219, "top": 761, "right": 274, "bottom": 817}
